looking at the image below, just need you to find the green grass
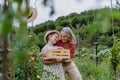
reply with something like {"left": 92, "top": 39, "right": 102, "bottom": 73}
{"left": 70, "top": 57, "right": 115, "bottom": 80}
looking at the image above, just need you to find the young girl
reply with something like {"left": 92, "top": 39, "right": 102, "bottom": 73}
{"left": 41, "top": 30, "right": 65, "bottom": 80}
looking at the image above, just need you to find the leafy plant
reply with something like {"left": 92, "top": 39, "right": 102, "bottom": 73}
{"left": 73, "top": 55, "right": 114, "bottom": 80}
{"left": 110, "top": 37, "right": 120, "bottom": 79}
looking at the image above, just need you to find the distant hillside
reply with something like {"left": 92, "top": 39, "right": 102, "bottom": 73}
{"left": 31, "top": 7, "right": 120, "bottom": 49}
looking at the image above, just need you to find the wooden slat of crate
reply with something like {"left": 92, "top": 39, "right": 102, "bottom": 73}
{"left": 44, "top": 49, "right": 70, "bottom": 59}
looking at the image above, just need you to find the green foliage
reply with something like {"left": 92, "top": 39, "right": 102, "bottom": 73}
{"left": 33, "top": 8, "right": 120, "bottom": 49}
{"left": 14, "top": 46, "right": 42, "bottom": 80}
{"left": 37, "top": 32, "right": 45, "bottom": 49}
{"left": 26, "top": 34, "right": 40, "bottom": 50}
{"left": 97, "top": 48, "right": 111, "bottom": 62}
{"left": 59, "top": 20, "right": 71, "bottom": 27}
{"left": 87, "top": 22, "right": 98, "bottom": 37}
{"left": 10, "top": 31, "right": 44, "bottom": 80}
{"left": 73, "top": 57, "right": 114, "bottom": 80}
{"left": 71, "top": 17, "right": 80, "bottom": 28}
{"left": 55, "top": 25, "right": 63, "bottom": 30}
{"left": 45, "top": 20, "right": 56, "bottom": 29}
{"left": 33, "top": 20, "right": 56, "bottom": 34}
{"left": 33, "top": 25, "right": 46, "bottom": 34}
{"left": 96, "top": 8, "right": 111, "bottom": 33}
{"left": 1, "top": 18, "right": 12, "bottom": 36}
{"left": 112, "top": 9, "right": 120, "bottom": 20}
{"left": 1, "top": 0, "right": 120, "bottom": 79}
{"left": 73, "top": 46, "right": 115, "bottom": 80}
{"left": 67, "top": 12, "right": 79, "bottom": 18}
{"left": 110, "top": 38, "right": 120, "bottom": 75}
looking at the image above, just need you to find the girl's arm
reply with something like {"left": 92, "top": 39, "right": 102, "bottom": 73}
{"left": 42, "top": 57, "right": 62, "bottom": 65}
{"left": 42, "top": 59, "right": 56, "bottom": 65}
{"left": 43, "top": 58, "right": 62, "bottom": 65}
{"left": 40, "top": 51, "right": 56, "bottom": 64}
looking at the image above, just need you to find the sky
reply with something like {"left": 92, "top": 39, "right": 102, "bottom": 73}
{"left": 28, "top": 0, "right": 116, "bottom": 26}
{"left": 0, "top": 0, "right": 117, "bottom": 26}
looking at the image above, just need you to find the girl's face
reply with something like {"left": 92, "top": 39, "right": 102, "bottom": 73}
{"left": 49, "top": 33, "right": 59, "bottom": 44}
{"left": 61, "top": 32, "right": 71, "bottom": 43}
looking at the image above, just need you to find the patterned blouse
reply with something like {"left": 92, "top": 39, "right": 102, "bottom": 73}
{"left": 41, "top": 45, "right": 65, "bottom": 80}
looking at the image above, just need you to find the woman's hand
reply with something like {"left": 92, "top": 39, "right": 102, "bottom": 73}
{"left": 63, "top": 58, "right": 71, "bottom": 63}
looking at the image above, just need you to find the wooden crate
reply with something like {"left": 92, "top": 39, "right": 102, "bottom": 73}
{"left": 44, "top": 49, "right": 70, "bottom": 59}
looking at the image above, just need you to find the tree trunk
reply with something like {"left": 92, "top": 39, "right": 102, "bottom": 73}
{"left": 2, "top": 0, "right": 8, "bottom": 80}
{"left": 2, "top": 36, "right": 8, "bottom": 80}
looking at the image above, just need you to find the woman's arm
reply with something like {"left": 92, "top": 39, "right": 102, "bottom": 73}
{"left": 63, "top": 58, "right": 71, "bottom": 63}
{"left": 69, "top": 44, "right": 76, "bottom": 58}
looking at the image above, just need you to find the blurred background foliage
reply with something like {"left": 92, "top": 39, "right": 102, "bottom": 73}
{"left": 0, "top": 0, "right": 120, "bottom": 80}
{"left": 33, "top": 7, "right": 120, "bottom": 49}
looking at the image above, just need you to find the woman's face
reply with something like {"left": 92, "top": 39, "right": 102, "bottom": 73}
{"left": 61, "top": 32, "right": 71, "bottom": 43}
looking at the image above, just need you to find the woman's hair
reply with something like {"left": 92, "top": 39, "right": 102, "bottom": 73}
{"left": 61, "top": 27, "right": 76, "bottom": 44}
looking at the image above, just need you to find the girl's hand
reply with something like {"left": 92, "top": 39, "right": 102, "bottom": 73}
{"left": 40, "top": 51, "right": 47, "bottom": 57}
{"left": 56, "top": 57, "right": 63, "bottom": 62}
{"left": 57, "top": 47, "right": 64, "bottom": 50}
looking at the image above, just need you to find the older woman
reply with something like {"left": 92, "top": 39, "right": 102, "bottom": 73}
{"left": 55, "top": 27, "right": 82, "bottom": 80}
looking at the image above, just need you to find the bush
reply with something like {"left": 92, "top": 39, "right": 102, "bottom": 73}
{"left": 73, "top": 57, "right": 114, "bottom": 80}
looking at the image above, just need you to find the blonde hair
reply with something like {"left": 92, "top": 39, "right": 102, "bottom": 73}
{"left": 61, "top": 27, "right": 76, "bottom": 44}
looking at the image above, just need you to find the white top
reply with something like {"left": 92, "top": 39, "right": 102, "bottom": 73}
{"left": 42, "top": 44, "right": 58, "bottom": 51}
{"left": 41, "top": 44, "right": 65, "bottom": 80}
